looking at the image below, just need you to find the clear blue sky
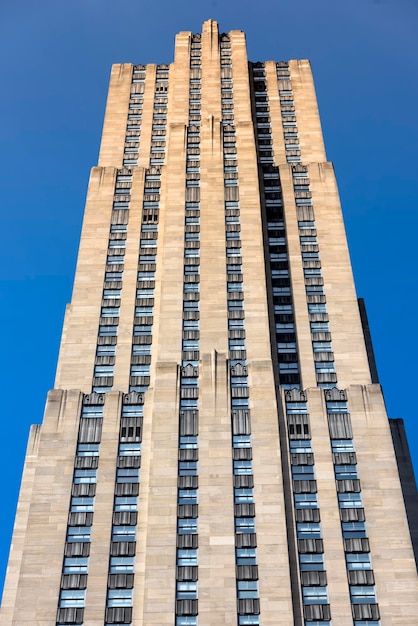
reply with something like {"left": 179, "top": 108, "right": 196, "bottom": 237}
{"left": 1, "top": 0, "right": 417, "bottom": 596}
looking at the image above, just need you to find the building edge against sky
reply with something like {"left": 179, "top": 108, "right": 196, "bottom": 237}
{"left": 1, "top": 18, "right": 417, "bottom": 626}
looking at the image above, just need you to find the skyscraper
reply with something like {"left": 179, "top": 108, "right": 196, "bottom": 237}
{"left": 1, "top": 17, "right": 417, "bottom": 625}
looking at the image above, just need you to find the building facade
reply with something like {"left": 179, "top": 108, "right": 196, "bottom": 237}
{"left": 1, "top": 18, "right": 417, "bottom": 626}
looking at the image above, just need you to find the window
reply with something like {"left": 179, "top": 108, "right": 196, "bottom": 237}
{"left": 299, "top": 554, "right": 325, "bottom": 571}
{"left": 177, "top": 549, "right": 198, "bottom": 566}
{"left": 180, "top": 398, "right": 198, "bottom": 409}
{"left": 132, "top": 345, "right": 151, "bottom": 357}
{"left": 310, "top": 321, "right": 329, "bottom": 333}
{"left": 308, "top": 303, "right": 327, "bottom": 314}
{"left": 176, "top": 581, "right": 198, "bottom": 599}
{"left": 70, "top": 497, "right": 94, "bottom": 512}
{"left": 114, "top": 496, "right": 138, "bottom": 511}
{"left": 94, "top": 365, "right": 114, "bottom": 378}
{"left": 312, "top": 342, "right": 332, "bottom": 353}
{"left": 335, "top": 465, "right": 358, "bottom": 480}
{"left": 289, "top": 440, "right": 312, "bottom": 453}
{"left": 331, "top": 439, "right": 355, "bottom": 453}
{"left": 236, "top": 547, "right": 257, "bottom": 565}
{"left": 105, "top": 271, "right": 123, "bottom": 281}
{"left": 238, "top": 617, "right": 260, "bottom": 625}
{"left": 235, "top": 518, "right": 256, "bottom": 533}
{"left": 81, "top": 406, "right": 103, "bottom": 419}
{"left": 179, "top": 461, "right": 198, "bottom": 476}
{"left": 130, "top": 364, "right": 150, "bottom": 376}
{"left": 234, "top": 488, "right": 254, "bottom": 503}
{"left": 338, "top": 493, "right": 363, "bottom": 508}
{"left": 233, "top": 460, "right": 252, "bottom": 475}
{"left": 178, "top": 518, "right": 198, "bottom": 534}
{"left": 292, "top": 466, "right": 315, "bottom": 481}
{"left": 77, "top": 443, "right": 100, "bottom": 456}
{"left": 112, "top": 526, "right": 136, "bottom": 542}
{"left": 346, "top": 553, "right": 372, "bottom": 570}
{"left": 297, "top": 523, "right": 321, "bottom": 539}
{"left": 294, "top": 494, "right": 318, "bottom": 509}
{"left": 342, "top": 522, "right": 367, "bottom": 538}
{"left": 227, "top": 283, "right": 243, "bottom": 293}
{"left": 178, "top": 489, "right": 198, "bottom": 505}
{"left": 233, "top": 435, "right": 251, "bottom": 448}
{"left": 67, "top": 526, "right": 92, "bottom": 542}
{"left": 73, "top": 469, "right": 97, "bottom": 484}
{"left": 179, "top": 436, "right": 198, "bottom": 449}
{"left": 184, "top": 283, "right": 199, "bottom": 293}
{"left": 106, "top": 256, "right": 125, "bottom": 265}
{"left": 133, "top": 325, "right": 152, "bottom": 336}
{"left": 101, "top": 307, "right": 119, "bottom": 318}
{"left": 107, "top": 588, "right": 133, "bottom": 607}
{"left": 176, "top": 617, "right": 197, "bottom": 626}
{"left": 116, "top": 468, "right": 140, "bottom": 483}
{"left": 109, "top": 556, "right": 135, "bottom": 573}
{"left": 59, "top": 590, "right": 85, "bottom": 608}
{"left": 63, "top": 557, "right": 88, "bottom": 574}
{"left": 119, "top": 443, "right": 141, "bottom": 456}
{"left": 96, "top": 345, "right": 116, "bottom": 357}
{"left": 237, "top": 581, "right": 258, "bottom": 599}
{"left": 350, "top": 586, "right": 376, "bottom": 604}
{"left": 302, "top": 586, "right": 328, "bottom": 604}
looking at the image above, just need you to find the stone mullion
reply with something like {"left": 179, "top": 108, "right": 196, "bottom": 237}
{"left": 98, "top": 63, "right": 133, "bottom": 168}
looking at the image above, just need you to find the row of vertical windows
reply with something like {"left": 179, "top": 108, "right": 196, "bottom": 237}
{"left": 93, "top": 170, "right": 133, "bottom": 393}
{"left": 254, "top": 62, "right": 331, "bottom": 623}
{"left": 325, "top": 392, "right": 380, "bottom": 624}
{"left": 285, "top": 393, "right": 331, "bottom": 626}
{"left": 130, "top": 69, "right": 168, "bottom": 393}
{"left": 174, "top": 38, "right": 202, "bottom": 626}
{"left": 123, "top": 66, "right": 145, "bottom": 167}
{"left": 104, "top": 396, "right": 143, "bottom": 625}
{"left": 56, "top": 397, "right": 104, "bottom": 625}
{"left": 291, "top": 165, "right": 337, "bottom": 390}
{"left": 224, "top": 49, "right": 260, "bottom": 626}
{"left": 275, "top": 64, "right": 301, "bottom": 164}
{"left": 252, "top": 63, "right": 301, "bottom": 389}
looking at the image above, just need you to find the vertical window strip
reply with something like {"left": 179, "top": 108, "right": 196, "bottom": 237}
{"left": 275, "top": 63, "right": 301, "bottom": 164}
{"left": 56, "top": 394, "right": 104, "bottom": 625}
{"left": 285, "top": 392, "right": 331, "bottom": 625}
{"left": 150, "top": 64, "right": 169, "bottom": 167}
{"left": 93, "top": 170, "right": 132, "bottom": 394}
{"left": 222, "top": 49, "right": 261, "bottom": 626}
{"left": 124, "top": 65, "right": 145, "bottom": 167}
{"left": 252, "top": 63, "right": 301, "bottom": 390}
{"left": 175, "top": 38, "right": 201, "bottom": 626}
{"left": 130, "top": 166, "right": 161, "bottom": 394}
{"left": 325, "top": 391, "right": 380, "bottom": 624}
{"left": 291, "top": 165, "right": 337, "bottom": 390}
{"left": 104, "top": 394, "right": 143, "bottom": 625}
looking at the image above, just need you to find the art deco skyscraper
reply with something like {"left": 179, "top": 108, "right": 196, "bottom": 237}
{"left": 1, "top": 19, "right": 417, "bottom": 626}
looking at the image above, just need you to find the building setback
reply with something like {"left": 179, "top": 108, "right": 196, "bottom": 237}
{"left": 1, "top": 18, "right": 417, "bottom": 626}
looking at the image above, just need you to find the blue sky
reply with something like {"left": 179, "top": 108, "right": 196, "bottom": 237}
{"left": 1, "top": 0, "right": 417, "bottom": 595}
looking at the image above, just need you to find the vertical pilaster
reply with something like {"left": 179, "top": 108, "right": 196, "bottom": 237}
{"left": 98, "top": 64, "right": 133, "bottom": 168}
